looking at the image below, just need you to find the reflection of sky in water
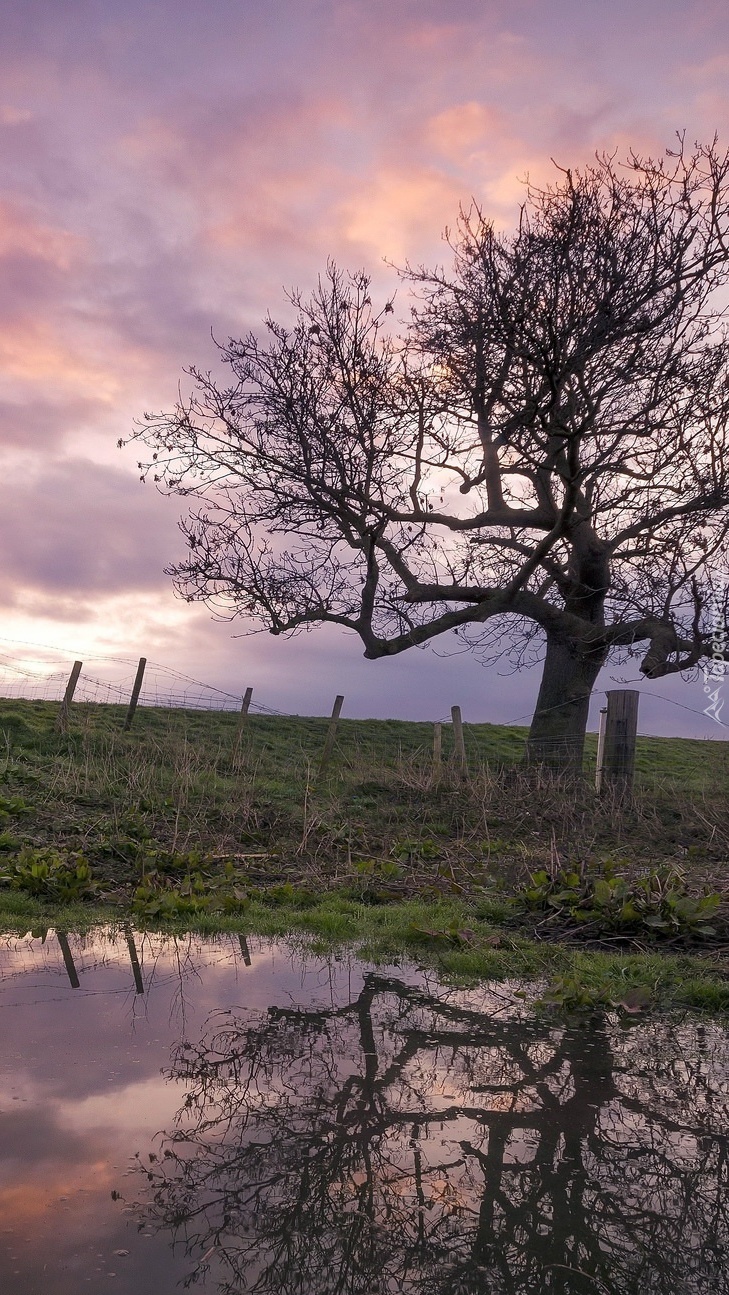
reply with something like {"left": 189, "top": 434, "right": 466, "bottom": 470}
{"left": 0, "top": 929, "right": 367, "bottom": 1292}
{"left": 0, "top": 930, "right": 728, "bottom": 1294}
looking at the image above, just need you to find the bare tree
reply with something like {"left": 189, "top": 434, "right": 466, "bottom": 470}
{"left": 131, "top": 139, "right": 729, "bottom": 767}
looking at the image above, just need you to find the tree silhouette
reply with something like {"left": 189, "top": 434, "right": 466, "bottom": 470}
{"left": 133, "top": 974, "right": 729, "bottom": 1293}
{"left": 132, "top": 140, "right": 729, "bottom": 767}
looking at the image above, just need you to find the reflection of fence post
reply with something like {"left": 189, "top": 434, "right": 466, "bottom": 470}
{"left": 56, "top": 661, "right": 83, "bottom": 733}
{"left": 124, "top": 657, "right": 147, "bottom": 731}
{"left": 451, "top": 705, "right": 466, "bottom": 773}
{"left": 431, "top": 722, "right": 442, "bottom": 784}
{"left": 318, "top": 695, "right": 344, "bottom": 780}
{"left": 595, "top": 705, "right": 608, "bottom": 793}
{"left": 238, "top": 934, "right": 251, "bottom": 966}
{"left": 125, "top": 927, "right": 144, "bottom": 994}
{"left": 57, "top": 930, "right": 80, "bottom": 989}
{"left": 600, "top": 690, "right": 639, "bottom": 796}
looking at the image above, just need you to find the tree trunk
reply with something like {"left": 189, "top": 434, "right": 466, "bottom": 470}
{"left": 525, "top": 633, "right": 606, "bottom": 771}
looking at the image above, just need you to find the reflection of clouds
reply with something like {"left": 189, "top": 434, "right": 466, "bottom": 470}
{"left": 1, "top": 930, "right": 377, "bottom": 1286}
{"left": 3, "top": 928, "right": 728, "bottom": 1290}
{"left": 56, "top": 1075, "right": 181, "bottom": 1138}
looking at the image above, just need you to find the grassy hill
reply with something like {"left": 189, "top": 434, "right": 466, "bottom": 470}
{"left": 0, "top": 697, "right": 725, "bottom": 893}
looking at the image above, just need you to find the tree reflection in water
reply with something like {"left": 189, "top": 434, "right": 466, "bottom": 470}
{"left": 135, "top": 974, "right": 729, "bottom": 1294}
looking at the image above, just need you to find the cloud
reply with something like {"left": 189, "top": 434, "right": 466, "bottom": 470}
{"left": 0, "top": 318, "right": 121, "bottom": 395}
{"left": 338, "top": 166, "right": 464, "bottom": 261}
{"left": 0, "top": 105, "right": 33, "bottom": 125}
{"left": 426, "top": 102, "right": 508, "bottom": 162}
{"left": 0, "top": 458, "right": 182, "bottom": 604}
{"left": 0, "top": 395, "right": 103, "bottom": 449}
{"left": 0, "top": 198, "right": 79, "bottom": 268}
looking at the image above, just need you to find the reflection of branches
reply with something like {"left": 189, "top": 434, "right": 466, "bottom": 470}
{"left": 135, "top": 976, "right": 729, "bottom": 1294}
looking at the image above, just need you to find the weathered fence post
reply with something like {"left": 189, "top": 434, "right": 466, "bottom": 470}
{"left": 238, "top": 934, "right": 252, "bottom": 966}
{"left": 232, "top": 687, "right": 254, "bottom": 762}
{"left": 56, "top": 660, "right": 83, "bottom": 733}
{"left": 451, "top": 705, "right": 467, "bottom": 773}
{"left": 600, "top": 690, "right": 639, "bottom": 796}
{"left": 238, "top": 686, "right": 253, "bottom": 725}
{"left": 595, "top": 705, "right": 608, "bottom": 793}
{"left": 57, "top": 930, "right": 80, "bottom": 989}
{"left": 318, "top": 694, "right": 344, "bottom": 780}
{"left": 431, "top": 721, "right": 442, "bottom": 784}
{"left": 123, "top": 657, "right": 147, "bottom": 731}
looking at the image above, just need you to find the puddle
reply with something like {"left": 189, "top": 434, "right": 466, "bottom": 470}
{"left": 1, "top": 929, "right": 728, "bottom": 1293}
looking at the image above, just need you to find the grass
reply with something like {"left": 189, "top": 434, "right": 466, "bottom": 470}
{"left": 0, "top": 695, "right": 727, "bottom": 1013}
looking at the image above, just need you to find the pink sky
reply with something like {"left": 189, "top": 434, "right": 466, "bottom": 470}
{"left": 1, "top": 0, "right": 728, "bottom": 733}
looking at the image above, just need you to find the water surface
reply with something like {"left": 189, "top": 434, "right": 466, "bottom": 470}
{"left": 1, "top": 929, "right": 728, "bottom": 1294}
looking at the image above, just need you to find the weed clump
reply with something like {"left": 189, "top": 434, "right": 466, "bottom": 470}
{"left": 517, "top": 861, "right": 722, "bottom": 940}
{"left": 0, "top": 846, "right": 97, "bottom": 901}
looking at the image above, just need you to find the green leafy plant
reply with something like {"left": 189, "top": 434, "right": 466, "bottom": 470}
{"left": 343, "top": 856, "right": 406, "bottom": 904}
{"left": 263, "top": 883, "right": 318, "bottom": 908}
{"left": 533, "top": 976, "right": 654, "bottom": 1016}
{"left": 355, "top": 857, "right": 403, "bottom": 880}
{"left": 136, "top": 847, "right": 208, "bottom": 881}
{"left": 517, "top": 863, "right": 722, "bottom": 939}
{"left": 0, "top": 847, "right": 97, "bottom": 901}
{"left": 132, "top": 860, "right": 253, "bottom": 920}
{"left": 132, "top": 880, "right": 212, "bottom": 920}
{"left": 534, "top": 975, "right": 613, "bottom": 1014}
{"left": 0, "top": 793, "right": 30, "bottom": 825}
{"left": 478, "top": 838, "right": 513, "bottom": 857}
{"left": 391, "top": 838, "right": 439, "bottom": 863}
{"left": 407, "top": 918, "right": 482, "bottom": 948}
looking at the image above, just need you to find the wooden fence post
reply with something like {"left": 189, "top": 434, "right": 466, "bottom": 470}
{"left": 232, "top": 687, "right": 254, "bottom": 762}
{"left": 239, "top": 686, "right": 253, "bottom": 724}
{"left": 238, "top": 934, "right": 252, "bottom": 966}
{"left": 56, "top": 661, "right": 83, "bottom": 733}
{"left": 451, "top": 705, "right": 467, "bottom": 773}
{"left": 123, "top": 657, "right": 147, "bottom": 731}
{"left": 600, "top": 690, "right": 639, "bottom": 796}
{"left": 432, "top": 721, "right": 442, "bottom": 784}
{"left": 595, "top": 705, "right": 608, "bottom": 793}
{"left": 318, "top": 695, "right": 344, "bottom": 780}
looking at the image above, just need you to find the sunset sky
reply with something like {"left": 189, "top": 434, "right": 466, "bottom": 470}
{"left": 2, "top": 0, "right": 729, "bottom": 733}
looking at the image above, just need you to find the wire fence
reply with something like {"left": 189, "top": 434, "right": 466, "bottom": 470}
{"left": 0, "top": 635, "right": 725, "bottom": 740}
{"left": 0, "top": 640, "right": 288, "bottom": 716}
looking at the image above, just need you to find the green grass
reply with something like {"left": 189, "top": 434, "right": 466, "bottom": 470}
{"left": 0, "top": 695, "right": 726, "bottom": 888}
